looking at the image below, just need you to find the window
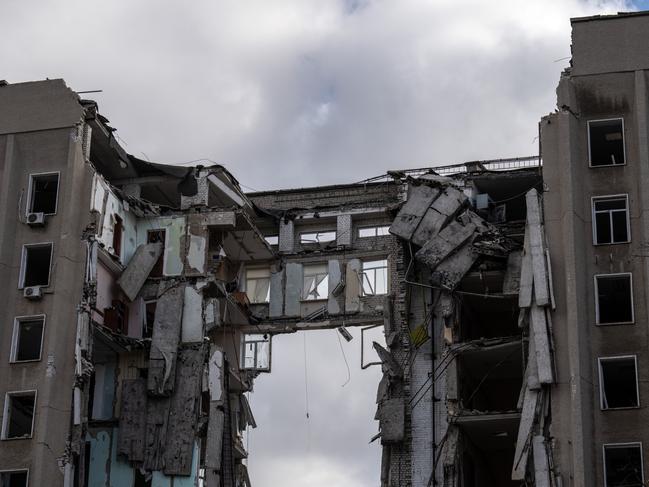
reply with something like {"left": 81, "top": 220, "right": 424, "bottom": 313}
{"left": 302, "top": 264, "right": 328, "bottom": 300}
{"left": 144, "top": 300, "right": 156, "bottom": 339}
{"left": 300, "top": 231, "right": 336, "bottom": 244}
{"left": 2, "top": 391, "right": 36, "bottom": 440}
{"left": 112, "top": 214, "right": 123, "bottom": 258}
{"left": 595, "top": 273, "right": 634, "bottom": 325}
{"left": 245, "top": 268, "right": 271, "bottom": 304}
{"left": 592, "top": 196, "right": 630, "bottom": 245}
{"left": 0, "top": 470, "right": 28, "bottom": 487}
{"left": 264, "top": 235, "right": 279, "bottom": 246}
{"left": 10, "top": 316, "right": 45, "bottom": 362}
{"left": 599, "top": 356, "right": 639, "bottom": 410}
{"left": 362, "top": 260, "right": 388, "bottom": 296}
{"left": 147, "top": 230, "right": 165, "bottom": 277}
{"left": 241, "top": 334, "right": 271, "bottom": 372}
{"left": 28, "top": 172, "right": 59, "bottom": 215}
{"left": 19, "top": 243, "right": 52, "bottom": 288}
{"left": 358, "top": 225, "right": 391, "bottom": 238}
{"left": 603, "top": 443, "right": 644, "bottom": 487}
{"left": 589, "top": 118, "right": 625, "bottom": 166}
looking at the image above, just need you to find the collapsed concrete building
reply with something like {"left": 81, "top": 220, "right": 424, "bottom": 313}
{"left": 0, "top": 9, "right": 648, "bottom": 487}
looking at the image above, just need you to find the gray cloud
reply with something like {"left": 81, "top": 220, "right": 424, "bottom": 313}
{"left": 0, "top": 1, "right": 639, "bottom": 485}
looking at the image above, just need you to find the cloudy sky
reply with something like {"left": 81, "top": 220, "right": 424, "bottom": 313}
{"left": 3, "top": 1, "right": 649, "bottom": 486}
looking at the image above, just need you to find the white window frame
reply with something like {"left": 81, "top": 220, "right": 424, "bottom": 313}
{"left": 361, "top": 259, "right": 389, "bottom": 296}
{"left": 594, "top": 272, "right": 634, "bottom": 325}
{"left": 26, "top": 171, "right": 60, "bottom": 216}
{"left": 358, "top": 225, "right": 391, "bottom": 238}
{"left": 598, "top": 355, "right": 639, "bottom": 410}
{"left": 603, "top": 442, "right": 644, "bottom": 487}
{"left": 244, "top": 266, "right": 271, "bottom": 304}
{"left": 240, "top": 334, "right": 272, "bottom": 372}
{"left": 588, "top": 117, "right": 626, "bottom": 168}
{"left": 10, "top": 315, "right": 46, "bottom": 363}
{"left": 0, "top": 469, "right": 29, "bottom": 487}
{"left": 591, "top": 194, "right": 631, "bottom": 245}
{"left": 19, "top": 242, "right": 53, "bottom": 289}
{"left": 300, "top": 231, "right": 336, "bottom": 244}
{"left": 1, "top": 390, "right": 37, "bottom": 440}
{"left": 302, "top": 263, "right": 329, "bottom": 301}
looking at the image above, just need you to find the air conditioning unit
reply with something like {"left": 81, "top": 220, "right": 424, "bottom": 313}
{"left": 23, "top": 286, "right": 43, "bottom": 300}
{"left": 26, "top": 212, "right": 45, "bottom": 226}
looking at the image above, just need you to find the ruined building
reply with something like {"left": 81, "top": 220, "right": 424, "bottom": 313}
{"left": 0, "top": 9, "right": 648, "bottom": 487}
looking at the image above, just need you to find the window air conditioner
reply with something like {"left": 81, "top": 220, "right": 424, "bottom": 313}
{"left": 23, "top": 286, "right": 43, "bottom": 300}
{"left": 26, "top": 212, "right": 45, "bottom": 226}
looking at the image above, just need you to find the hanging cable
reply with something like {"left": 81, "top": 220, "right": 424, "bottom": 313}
{"left": 336, "top": 329, "right": 351, "bottom": 387}
{"left": 303, "top": 333, "right": 310, "bottom": 419}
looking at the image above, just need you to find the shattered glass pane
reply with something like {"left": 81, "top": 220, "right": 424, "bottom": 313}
{"left": 302, "top": 264, "right": 329, "bottom": 300}
{"left": 300, "top": 231, "right": 336, "bottom": 243}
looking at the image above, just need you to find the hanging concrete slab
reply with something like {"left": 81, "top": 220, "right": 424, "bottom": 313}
{"left": 389, "top": 184, "right": 440, "bottom": 241}
{"left": 411, "top": 187, "right": 468, "bottom": 247}
{"left": 533, "top": 435, "right": 551, "bottom": 487}
{"left": 284, "top": 262, "right": 302, "bottom": 317}
{"left": 327, "top": 260, "right": 342, "bottom": 315}
{"left": 269, "top": 268, "right": 284, "bottom": 318}
{"left": 117, "top": 242, "right": 163, "bottom": 301}
{"left": 143, "top": 396, "right": 171, "bottom": 471}
{"left": 530, "top": 302, "right": 554, "bottom": 385}
{"left": 512, "top": 387, "right": 540, "bottom": 480}
{"left": 503, "top": 250, "right": 523, "bottom": 295}
{"left": 379, "top": 398, "right": 405, "bottom": 443}
{"left": 345, "top": 259, "right": 362, "bottom": 313}
{"left": 117, "top": 378, "right": 147, "bottom": 462}
{"left": 526, "top": 189, "right": 550, "bottom": 306}
{"left": 414, "top": 219, "right": 476, "bottom": 269}
{"left": 430, "top": 240, "right": 477, "bottom": 290}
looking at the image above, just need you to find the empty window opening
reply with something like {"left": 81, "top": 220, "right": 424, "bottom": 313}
{"left": 20, "top": 243, "right": 52, "bottom": 288}
{"left": 358, "top": 225, "right": 390, "bottom": 238}
{"left": 300, "top": 231, "right": 336, "bottom": 244}
{"left": 28, "top": 173, "right": 59, "bottom": 215}
{"left": 599, "top": 356, "right": 639, "bottom": 410}
{"left": 0, "top": 471, "right": 28, "bottom": 487}
{"left": 134, "top": 468, "right": 152, "bottom": 487}
{"left": 302, "top": 264, "right": 328, "bottom": 300}
{"left": 90, "top": 363, "right": 116, "bottom": 420}
{"left": 2, "top": 391, "right": 36, "bottom": 439}
{"left": 241, "top": 334, "right": 272, "bottom": 372}
{"left": 592, "top": 196, "right": 630, "bottom": 245}
{"left": 147, "top": 230, "right": 165, "bottom": 277}
{"left": 604, "top": 443, "right": 644, "bottom": 487}
{"left": 264, "top": 235, "right": 279, "bottom": 246}
{"left": 362, "top": 260, "right": 388, "bottom": 295}
{"left": 245, "top": 267, "right": 271, "bottom": 304}
{"left": 144, "top": 300, "right": 156, "bottom": 339}
{"left": 11, "top": 316, "right": 44, "bottom": 362}
{"left": 595, "top": 274, "right": 634, "bottom": 325}
{"left": 589, "top": 118, "right": 625, "bottom": 166}
{"left": 112, "top": 214, "right": 123, "bottom": 258}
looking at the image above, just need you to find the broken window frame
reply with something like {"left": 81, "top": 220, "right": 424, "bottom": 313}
{"left": 240, "top": 334, "right": 272, "bottom": 372}
{"left": 603, "top": 442, "right": 645, "bottom": 487}
{"left": 591, "top": 195, "right": 630, "bottom": 245}
{"left": 598, "top": 355, "right": 640, "bottom": 410}
{"left": 26, "top": 171, "right": 59, "bottom": 216}
{"left": 112, "top": 213, "right": 123, "bottom": 258}
{"left": 10, "top": 315, "right": 45, "bottom": 363}
{"left": 0, "top": 470, "right": 29, "bottom": 487}
{"left": 302, "top": 263, "right": 329, "bottom": 301}
{"left": 1, "top": 390, "right": 37, "bottom": 440}
{"left": 358, "top": 225, "right": 391, "bottom": 238}
{"left": 18, "top": 242, "right": 53, "bottom": 289}
{"left": 594, "top": 273, "right": 634, "bottom": 325}
{"left": 264, "top": 235, "right": 279, "bottom": 246}
{"left": 361, "top": 259, "right": 389, "bottom": 296}
{"left": 300, "top": 230, "right": 336, "bottom": 244}
{"left": 588, "top": 118, "right": 626, "bottom": 167}
{"left": 244, "top": 266, "right": 271, "bottom": 304}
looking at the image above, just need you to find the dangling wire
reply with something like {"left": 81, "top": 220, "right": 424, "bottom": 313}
{"left": 303, "top": 333, "right": 310, "bottom": 419}
{"left": 336, "top": 330, "right": 351, "bottom": 387}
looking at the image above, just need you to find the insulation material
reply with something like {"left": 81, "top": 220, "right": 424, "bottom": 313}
{"left": 269, "top": 268, "right": 284, "bottom": 318}
{"left": 118, "top": 379, "right": 147, "bottom": 462}
{"left": 164, "top": 345, "right": 205, "bottom": 476}
{"left": 327, "top": 260, "right": 342, "bottom": 315}
{"left": 148, "top": 282, "right": 185, "bottom": 396}
{"left": 336, "top": 214, "right": 352, "bottom": 247}
{"left": 284, "top": 262, "right": 302, "bottom": 317}
{"left": 411, "top": 186, "right": 467, "bottom": 247}
{"left": 390, "top": 184, "right": 440, "bottom": 241}
{"left": 117, "top": 242, "right": 163, "bottom": 301}
{"left": 181, "top": 285, "right": 204, "bottom": 343}
{"left": 345, "top": 259, "right": 362, "bottom": 313}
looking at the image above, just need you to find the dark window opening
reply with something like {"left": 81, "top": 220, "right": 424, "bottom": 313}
{"left": 144, "top": 301, "right": 157, "bottom": 339}
{"left": 147, "top": 230, "right": 165, "bottom": 277}
{"left": 134, "top": 469, "right": 152, "bottom": 487}
{"left": 600, "top": 357, "right": 639, "bottom": 409}
{"left": 593, "top": 197, "right": 629, "bottom": 245}
{"left": 112, "top": 214, "right": 123, "bottom": 258}
{"left": 104, "top": 299, "right": 129, "bottom": 334}
{"left": 29, "top": 173, "right": 59, "bottom": 214}
{"left": 590, "top": 119, "right": 625, "bottom": 166}
{"left": 604, "top": 443, "right": 644, "bottom": 487}
{"left": 0, "top": 471, "right": 28, "bottom": 487}
{"left": 13, "top": 317, "right": 44, "bottom": 362}
{"left": 596, "top": 274, "right": 633, "bottom": 324}
{"left": 22, "top": 244, "right": 52, "bottom": 287}
{"left": 4, "top": 393, "right": 35, "bottom": 439}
